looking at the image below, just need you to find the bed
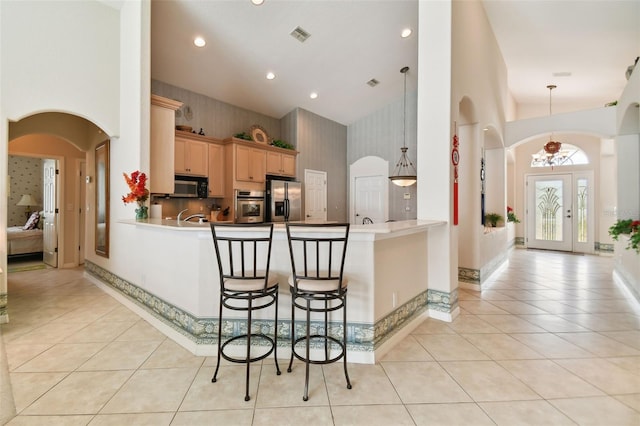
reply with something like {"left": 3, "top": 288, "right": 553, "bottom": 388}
{"left": 7, "top": 212, "right": 44, "bottom": 256}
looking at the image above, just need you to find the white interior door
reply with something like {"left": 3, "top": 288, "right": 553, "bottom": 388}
{"left": 526, "top": 174, "right": 572, "bottom": 251}
{"left": 43, "top": 159, "right": 58, "bottom": 267}
{"left": 304, "top": 169, "right": 327, "bottom": 221}
{"left": 354, "top": 175, "right": 385, "bottom": 224}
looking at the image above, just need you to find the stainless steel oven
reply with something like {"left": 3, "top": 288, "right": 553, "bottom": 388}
{"left": 234, "top": 190, "right": 265, "bottom": 223}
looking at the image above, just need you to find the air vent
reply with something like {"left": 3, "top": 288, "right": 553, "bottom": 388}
{"left": 552, "top": 71, "right": 572, "bottom": 77}
{"left": 366, "top": 78, "right": 379, "bottom": 87}
{"left": 290, "top": 26, "right": 311, "bottom": 43}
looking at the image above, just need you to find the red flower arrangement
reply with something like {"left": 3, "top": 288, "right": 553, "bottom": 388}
{"left": 507, "top": 206, "right": 520, "bottom": 223}
{"left": 122, "top": 170, "right": 149, "bottom": 206}
{"left": 609, "top": 219, "right": 640, "bottom": 253}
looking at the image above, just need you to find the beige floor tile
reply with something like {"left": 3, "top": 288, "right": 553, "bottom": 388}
{"left": 555, "top": 358, "right": 640, "bottom": 394}
{"left": 99, "top": 305, "right": 145, "bottom": 322}
{"left": 9, "top": 372, "right": 68, "bottom": 413}
{"left": 448, "top": 314, "right": 501, "bottom": 333}
{"left": 458, "top": 300, "right": 510, "bottom": 315}
{"left": 413, "top": 334, "right": 490, "bottom": 361}
{"left": 509, "top": 332, "right": 594, "bottom": 358}
{"left": 114, "top": 320, "right": 168, "bottom": 342}
{"left": 332, "top": 404, "right": 415, "bottom": 426}
{"left": 23, "top": 370, "right": 133, "bottom": 415}
{"left": 252, "top": 406, "right": 333, "bottom": 426}
{"left": 407, "top": 402, "right": 495, "bottom": 426}
{"left": 7, "top": 322, "right": 89, "bottom": 346}
{"left": 4, "top": 344, "right": 53, "bottom": 371}
{"left": 525, "top": 300, "right": 587, "bottom": 315}
{"left": 558, "top": 332, "right": 640, "bottom": 357}
{"left": 88, "top": 412, "right": 174, "bottom": 426}
{"left": 141, "top": 339, "right": 205, "bottom": 369}
{"left": 461, "top": 333, "right": 543, "bottom": 360}
{"left": 381, "top": 361, "right": 471, "bottom": 404}
{"left": 5, "top": 415, "right": 93, "bottom": 425}
{"left": 379, "top": 335, "right": 434, "bottom": 362}
{"left": 78, "top": 340, "right": 162, "bottom": 371}
{"left": 324, "top": 363, "right": 401, "bottom": 405}
{"left": 550, "top": 396, "right": 640, "bottom": 426}
{"left": 255, "top": 361, "right": 329, "bottom": 407}
{"left": 605, "top": 356, "right": 640, "bottom": 375}
{"left": 479, "top": 400, "right": 575, "bottom": 425}
{"left": 180, "top": 365, "right": 261, "bottom": 410}
{"left": 498, "top": 359, "right": 604, "bottom": 399}
{"left": 488, "top": 300, "right": 550, "bottom": 315}
{"left": 15, "top": 343, "right": 106, "bottom": 372}
{"left": 172, "top": 410, "right": 253, "bottom": 426}
{"left": 441, "top": 360, "right": 540, "bottom": 402}
{"left": 517, "top": 314, "right": 591, "bottom": 332}
{"left": 62, "top": 319, "right": 134, "bottom": 343}
{"left": 615, "top": 394, "right": 640, "bottom": 412}
{"left": 475, "top": 314, "right": 546, "bottom": 333}
{"left": 410, "top": 318, "right": 456, "bottom": 334}
{"left": 603, "top": 330, "right": 640, "bottom": 350}
{"left": 100, "top": 367, "right": 198, "bottom": 414}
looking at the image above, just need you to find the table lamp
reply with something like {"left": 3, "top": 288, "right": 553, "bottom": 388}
{"left": 17, "top": 194, "right": 37, "bottom": 218}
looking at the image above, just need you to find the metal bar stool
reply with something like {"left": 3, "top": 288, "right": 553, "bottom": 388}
{"left": 285, "top": 222, "right": 351, "bottom": 401}
{"left": 210, "top": 223, "right": 281, "bottom": 401}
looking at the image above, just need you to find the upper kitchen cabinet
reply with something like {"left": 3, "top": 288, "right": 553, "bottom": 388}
{"left": 235, "top": 144, "right": 266, "bottom": 183}
{"left": 208, "top": 143, "right": 225, "bottom": 198}
{"left": 266, "top": 150, "right": 296, "bottom": 177}
{"left": 150, "top": 95, "right": 182, "bottom": 193}
{"left": 175, "top": 133, "right": 208, "bottom": 176}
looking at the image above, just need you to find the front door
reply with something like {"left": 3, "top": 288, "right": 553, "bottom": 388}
{"left": 527, "top": 174, "right": 573, "bottom": 251}
{"left": 43, "top": 159, "right": 58, "bottom": 267}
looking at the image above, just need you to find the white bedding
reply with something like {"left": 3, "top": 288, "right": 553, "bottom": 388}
{"left": 7, "top": 226, "right": 43, "bottom": 255}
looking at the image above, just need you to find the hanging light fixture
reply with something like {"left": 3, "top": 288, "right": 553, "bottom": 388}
{"left": 389, "top": 66, "right": 417, "bottom": 187}
{"left": 531, "top": 84, "right": 569, "bottom": 167}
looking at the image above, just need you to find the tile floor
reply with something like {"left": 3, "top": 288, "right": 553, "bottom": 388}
{"left": 1, "top": 249, "right": 640, "bottom": 425}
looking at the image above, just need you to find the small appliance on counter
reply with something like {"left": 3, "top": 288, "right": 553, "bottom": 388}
{"left": 266, "top": 176, "right": 302, "bottom": 222}
{"left": 234, "top": 190, "right": 264, "bottom": 223}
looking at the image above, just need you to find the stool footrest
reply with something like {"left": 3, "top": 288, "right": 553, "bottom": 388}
{"left": 291, "top": 334, "right": 345, "bottom": 365}
{"left": 220, "top": 333, "right": 276, "bottom": 364}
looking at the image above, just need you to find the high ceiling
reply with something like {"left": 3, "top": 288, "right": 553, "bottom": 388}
{"left": 150, "top": 0, "right": 640, "bottom": 126}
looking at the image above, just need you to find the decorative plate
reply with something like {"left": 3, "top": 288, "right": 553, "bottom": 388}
{"left": 250, "top": 125, "right": 269, "bottom": 144}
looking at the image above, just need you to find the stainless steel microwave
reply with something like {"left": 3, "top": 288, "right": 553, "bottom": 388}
{"left": 173, "top": 175, "right": 208, "bottom": 198}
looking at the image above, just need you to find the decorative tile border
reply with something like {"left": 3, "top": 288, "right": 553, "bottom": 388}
{"left": 596, "top": 242, "right": 614, "bottom": 253}
{"left": 515, "top": 237, "right": 525, "bottom": 247}
{"left": 85, "top": 261, "right": 456, "bottom": 353}
{"left": 458, "top": 267, "right": 480, "bottom": 284}
{"left": 0, "top": 292, "right": 7, "bottom": 320}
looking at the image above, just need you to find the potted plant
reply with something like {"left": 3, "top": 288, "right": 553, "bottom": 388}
{"left": 507, "top": 206, "right": 520, "bottom": 223}
{"left": 608, "top": 219, "right": 640, "bottom": 253}
{"left": 485, "top": 212, "right": 503, "bottom": 227}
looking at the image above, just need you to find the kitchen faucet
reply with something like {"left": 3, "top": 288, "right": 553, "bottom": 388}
{"left": 177, "top": 209, "right": 189, "bottom": 222}
{"left": 177, "top": 208, "right": 206, "bottom": 222}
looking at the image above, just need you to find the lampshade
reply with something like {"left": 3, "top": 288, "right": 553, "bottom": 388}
{"left": 389, "top": 66, "right": 417, "bottom": 187}
{"left": 17, "top": 194, "right": 37, "bottom": 206}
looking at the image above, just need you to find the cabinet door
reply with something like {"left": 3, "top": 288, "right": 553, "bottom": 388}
{"left": 208, "top": 144, "right": 225, "bottom": 197}
{"left": 187, "top": 141, "right": 208, "bottom": 175}
{"left": 281, "top": 153, "right": 296, "bottom": 176}
{"left": 266, "top": 151, "right": 282, "bottom": 175}
{"left": 236, "top": 145, "right": 265, "bottom": 183}
{"left": 174, "top": 138, "right": 187, "bottom": 174}
{"left": 150, "top": 103, "right": 176, "bottom": 193}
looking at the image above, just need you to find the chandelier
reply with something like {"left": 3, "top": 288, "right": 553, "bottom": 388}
{"left": 531, "top": 84, "right": 569, "bottom": 167}
{"left": 389, "top": 66, "right": 417, "bottom": 187}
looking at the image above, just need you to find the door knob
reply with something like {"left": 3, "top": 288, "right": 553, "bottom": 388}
{"left": 566, "top": 215, "right": 572, "bottom": 218}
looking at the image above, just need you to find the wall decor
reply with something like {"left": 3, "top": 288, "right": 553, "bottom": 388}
{"left": 95, "top": 139, "right": 110, "bottom": 257}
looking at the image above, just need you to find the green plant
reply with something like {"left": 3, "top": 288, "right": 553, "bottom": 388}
{"left": 507, "top": 206, "right": 520, "bottom": 223}
{"left": 271, "top": 139, "right": 294, "bottom": 150}
{"left": 234, "top": 132, "right": 252, "bottom": 141}
{"left": 485, "top": 212, "right": 503, "bottom": 227}
{"left": 608, "top": 219, "right": 640, "bottom": 253}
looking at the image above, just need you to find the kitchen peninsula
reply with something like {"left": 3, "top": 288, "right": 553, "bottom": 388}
{"left": 86, "top": 219, "right": 450, "bottom": 363}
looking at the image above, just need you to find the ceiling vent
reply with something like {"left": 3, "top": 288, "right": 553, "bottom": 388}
{"left": 290, "top": 26, "right": 311, "bottom": 43}
{"left": 366, "top": 79, "right": 380, "bottom": 87}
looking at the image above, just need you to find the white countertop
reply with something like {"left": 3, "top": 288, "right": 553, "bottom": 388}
{"left": 121, "top": 218, "right": 447, "bottom": 236}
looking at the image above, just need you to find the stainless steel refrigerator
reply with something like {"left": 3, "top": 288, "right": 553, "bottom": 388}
{"left": 267, "top": 179, "right": 302, "bottom": 222}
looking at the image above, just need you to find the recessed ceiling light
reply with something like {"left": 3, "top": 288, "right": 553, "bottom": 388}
{"left": 310, "top": 92, "right": 318, "bottom": 99}
{"left": 401, "top": 28, "right": 412, "bottom": 38}
{"left": 251, "top": 0, "right": 264, "bottom": 5}
{"left": 194, "top": 37, "right": 206, "bottom": 47}
{"left": 366, "top": 78, "right": 379, "bottom": 87}
{"left": 266, "top": 72, "right": 276, "bottom": 80}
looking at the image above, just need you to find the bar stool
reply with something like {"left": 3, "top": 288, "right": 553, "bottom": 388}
{"left": 285, "top": 222, "right": 351, "bottom": 401}
{"left": 210, "top": 223, "right": 281, "bottom": 401}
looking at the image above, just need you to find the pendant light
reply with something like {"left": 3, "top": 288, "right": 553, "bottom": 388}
{"left": 531, "top": 84, "right": 568, "bottom": 167}
{"left": 389, "top": 66, "right": 417, "bottom": 187}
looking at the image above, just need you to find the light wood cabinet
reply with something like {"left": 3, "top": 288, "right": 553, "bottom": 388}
{"left": 150, "top": 95, "right": 182, "bottom": 194}
{"left": 175, "top": 136, "right": 208, "bottom": 176}
{"left": 266, "top": 151, "right": 296, "bottom": 176}
{"left": 235, "top": 145, "right": 266, "bottom": 183}
{"left": 208, "top": 143, "right": 225, "bottom": 197}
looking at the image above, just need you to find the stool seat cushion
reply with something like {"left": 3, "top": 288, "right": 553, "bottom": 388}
{"left": 288, "top": 274, "right": 348, "bottom": 292}
{"left": 223, "top": 273, "right": 278, "bottom": 291}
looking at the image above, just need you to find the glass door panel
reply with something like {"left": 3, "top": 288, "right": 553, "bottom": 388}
{"left": 527, "top": 174, "right": 572, "bottom": 251}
